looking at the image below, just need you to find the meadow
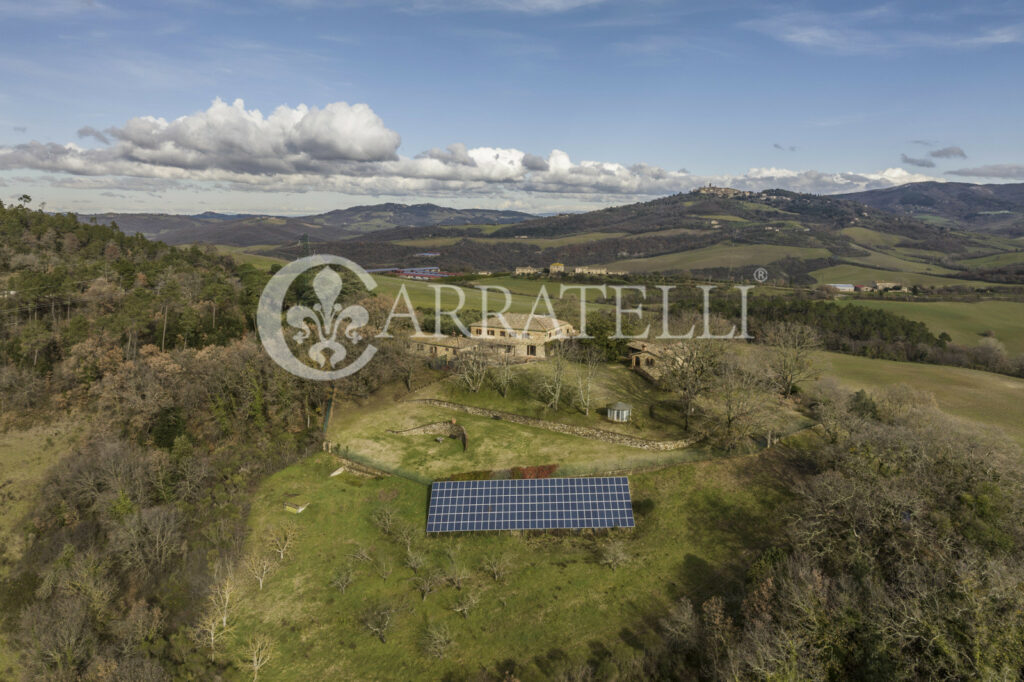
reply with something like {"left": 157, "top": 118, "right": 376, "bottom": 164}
{"left": 604, "top": 243, "right": 831, "bottom": 273}
{"left": 838, "top": 299, "right": 1024, "bottom": 355}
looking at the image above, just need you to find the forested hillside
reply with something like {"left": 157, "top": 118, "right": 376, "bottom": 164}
{"left": 0, "top": 198, "right": 410, "bottom": 679}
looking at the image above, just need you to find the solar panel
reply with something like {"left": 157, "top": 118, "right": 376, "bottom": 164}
{"left": 426, "top": 477, "right": 635, "bottom": 533}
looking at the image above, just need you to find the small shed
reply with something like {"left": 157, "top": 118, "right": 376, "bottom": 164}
{"left": 606, "top": 401, "right": 632, "bottom": 423}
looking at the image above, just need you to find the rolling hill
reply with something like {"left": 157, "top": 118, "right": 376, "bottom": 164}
{"left": 837, "top": 181, "right": 1024, "bottom": 234}
{"left": 78, "top": 203, "right": 536, "bottom": 246}
{"left": 272, "top": 188, "right": 1024, "bottom": 288}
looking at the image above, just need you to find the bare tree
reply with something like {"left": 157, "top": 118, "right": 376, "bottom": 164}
{"left": 761, "top": 321, "right": 821, "bottom": 396}
{"left": 659, "top": 339, "right": 725, "bottom": 431}
{"left": 451, "top": 590, "right": 480, "bottom": 618}
{"left": 422, "top": 623, "right": 453, "bottom": 659}
{"left": 360, "top": 600, "right": 398, "bottom": 643}
{"left": 372, "top": 505, "right": 397, "bottom": 536}
{"left": 265, "top": 522, "right": 298, "bottom": 561}
{"left": 446, "top": 562, "right": 471, "bottom": 590}
{"left": 572, "top": 345, "right": 602, "bottom": 416}
{"left": 540, "top": 345, "right": 568, "bottom": 410}
{"left": 209, "top": 573, "right": 237, "bottom": 629}
{"left": 660, "top": 596, "right": 700, "bottom": 649}
{"left": 413, "top": 570, "right": 443, "bottom": 601}
{"left": 347, "top": 545, "right": 373, "bottom": 563}
{"left": 598, "top": 540, "right": 631, "bottom": 570}
{"left": 245, "top": 633, "right": 275, "bottom": 681}
{"left": 404, "top": 549, "right": 426, "bottom": 574}
{"left": 490, "top": 348, "right": 517, "bottom": 398}
{"left": 698, "top": 358, "right": 774, "bottom": 451}
{"left": 243, "top": 553, "right": 276, "bottom": 591}
{"left": 481, "top": 553, "right": 511, "bottom": 582}
{"left": 394, "top": 522, "right": 416, "bottom": 552}
{"left": 454, "top": 350, "right": 489, "bottom": 393}
{"left": 375, "top": 557, "right": 393, "bottom": 581}
{"left": 192, "top": 611, "right": 232, "bottom": 657}
{"left": 331, "top": 566, "right": 356, "bottom": 593}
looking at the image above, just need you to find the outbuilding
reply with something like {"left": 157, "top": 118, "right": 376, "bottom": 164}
{"left": 606, "top": 401, "right": 632, "bottom": 423}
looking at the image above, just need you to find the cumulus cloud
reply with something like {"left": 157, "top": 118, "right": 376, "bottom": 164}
{"left": 900, "top": 153, "right": 936, "bottom": 168}
{"left": 929, "top": 145, "right": 967, "bottom": 158}
{"left": 946, "top": 164, "right": 1024, "bottom": 179}
{"left": 0, "top": 98, "right": 944, "bottom": 203}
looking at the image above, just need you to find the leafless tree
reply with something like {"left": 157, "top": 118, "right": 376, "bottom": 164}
{"left": 454, "top": 350, "right": 489, "bottom": 393}
{"left": 372, "top": 505, "right": 397, "bottom": 536}
{"left": 332, "top": 565, "right": 357, "bottom": 593}
{"left": 404, "top": 549, "right": 425, "bottom": 574}
{"left": 192, "top": 611, "right": 232, "bottom": 657}
{"left": 394, "top": 522, "right": 416, "bottom": 552}
{"left": 347, "top": 545, "right": 373, "bottom": 563}
{"left": 422, "top": 622, "right": 453, "bottom": 659}
{"left": 265, "top": 522, "right": 298, "bottom": 561}
{"left": 540, "top": 345, "right": 568, "bottom": 410}
{"left": 412, "top": 570, "right": 444, "bottom": 601}
{"left": 572, "top": 345, "right": 602, "bottom": 416}
{"left": 481, "top": 553, "right": 511, "bottom": 582}
{"left": 243, "top": 552, "right": 276, "bottom": 591}
{"left": 698, "top": 358, "right": 774, "bottom": 451}
{"left": 446, "top": 562, "right": 471, "bottom": 590}
{"left": 659, "top": 337, "right": 725, "bottom": 431}
{"left": 245, "top": 633, "right": 275, "bottom": 681}
{"left": 451, "top": 590, "right": 480, "bottom": 618}
{"left": 375, "top": 557, "right": 393, "bottom": 581}
{"left": 360, "top": 600, "right": 398, "bottom": 643}
{"left": 209, "top": 572, "right": 237, "bottom": 629}
{"left": 660, "top": 596, "right": 700, "bottom": 649}
{"left": 490, "top": 348, "right": 517, "bottom": 398}
{"left": 598, "top": 540, "right": 631, "bottom": 570}
{"left": 761, "top": 321, "right": 821, "bottom": 396}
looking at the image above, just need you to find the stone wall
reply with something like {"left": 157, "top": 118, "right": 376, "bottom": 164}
{"left": 388, "top": 420, "right": 468, "bottom": 451}
{"left": 407, "top": 399, "right": 693, "bottom": 452}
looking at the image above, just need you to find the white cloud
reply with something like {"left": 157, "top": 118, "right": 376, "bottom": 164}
{"left": 0, "top": 98, "right": 945, "bottom": 207}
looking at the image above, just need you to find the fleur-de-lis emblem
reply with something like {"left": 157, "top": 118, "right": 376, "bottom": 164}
{"left": 285, "top": 267, "right": 369, "bottom": 368}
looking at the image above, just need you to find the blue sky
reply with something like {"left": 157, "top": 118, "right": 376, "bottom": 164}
{"left": 0, "top": 0, "right": 1022, "bottom": 214}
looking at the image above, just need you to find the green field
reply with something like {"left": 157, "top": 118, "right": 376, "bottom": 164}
{"left": 960, "top": 251, "right": 1024, "bottom": 268}
{"left": 231, "top": 434, "right": 791, "bottom": 680}
{"left": 809, "top": 264, "right": 1000, "bottom": 289}
{"left": 840, "top": 226, "right": 904, "bottom": 248}
{"left": 841, "top": 248, "right": 958, "bottom": 275}
{"left": 212, "top": 244, "right": 288, "bottom": 271}
{"left": 604, "top": 243, "right": 831, "bottom": 274}
{"left": 816, "top": 351, "right": 1024, "bottom": 446}
{"left": 839, "top": 300, "right": 1024, "bottom": 355}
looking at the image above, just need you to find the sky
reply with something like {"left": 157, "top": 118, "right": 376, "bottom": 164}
{"left": 0, "top": 0, "right": 1022, "bottom": 215}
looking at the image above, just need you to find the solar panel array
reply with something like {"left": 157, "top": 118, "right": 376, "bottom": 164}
{"left": 426, "top": 477, "right": 635, "bottom": 533}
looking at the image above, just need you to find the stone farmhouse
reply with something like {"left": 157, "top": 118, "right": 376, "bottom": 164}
{"left": 411, "top": 313, "right": 576, "bottom": 361}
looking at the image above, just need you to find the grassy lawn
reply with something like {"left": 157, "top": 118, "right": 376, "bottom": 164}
{"left": 230, "top": 448, "right": 791, "bottom": 681}
{"left": 838, "top": 299, "right": 1024, "bottom": 355}
{"left": 604, "top": 243, "right": 831, "bottom": 273}
{"left": 816, "top": 351, "right": 1024, "bottom": 447}
{"left": 210, "top": 244, "right": 288, "bottom": 271}
{"left": 809, "top": 264, "right": 1001, "bottom": 289}
{"left": 0, "top": 419, "right": 80, "bottom": 678}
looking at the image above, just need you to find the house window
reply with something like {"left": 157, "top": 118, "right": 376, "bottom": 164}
{"left": 500, "top": 331, "right": 506, "bottom": 337}
{"left": 527, "top": 345, "right": 537, "bottom": 356}
{"left": 488, "top": 329, "right": 495, "bottom": 336}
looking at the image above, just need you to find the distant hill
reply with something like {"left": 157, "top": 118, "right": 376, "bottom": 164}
{"left": 273, "top": 187, "right": 1024, "bottom": 287}
{"left": 836, "top": 182, "right": 1024, "bottom": 234}
{"left": 77, "top": 203, "right": 536, "bottom": 246}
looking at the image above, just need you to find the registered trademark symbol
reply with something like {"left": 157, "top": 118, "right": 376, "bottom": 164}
{"left": 753, "top": 267, "right": 768, "bottom": 283}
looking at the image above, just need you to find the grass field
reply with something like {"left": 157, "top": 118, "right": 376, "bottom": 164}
{"left": 960, "top": 251, "right": 1024, "bottom": 268}
{"left": 212, "top": 244, "right": 288, "bottom": 271}
{"left": 840, "top": 226, "right": 905, "bottom": 248}
{"left": 839, "top": 299, "right": 1024, "bottom": 355}
{"left": 604, "top": 243, "right": 831, "bottom": 274}
{"left": 841, "top": 249, "right": 958, "bottom": 275}
{"left": 809, "top": 264, "right": 1000, "bottom": 289}
{"left": 230, "top": 441, "right": 792, "bottom": 680}
{"left": 816, "top": 351, "right": 1024, "bottom": 446}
